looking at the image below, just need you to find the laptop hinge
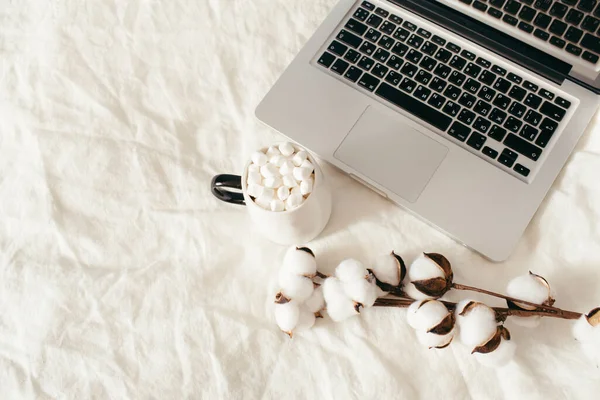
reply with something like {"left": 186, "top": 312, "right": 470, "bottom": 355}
{"left": 388, "top": 0, "right": 572, "bottom": 86}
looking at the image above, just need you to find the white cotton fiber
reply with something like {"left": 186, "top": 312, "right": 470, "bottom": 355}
{"left": 327, "top": 298, "right": 360, "bottom": 322}
{"left": 455, "top": 300, "right": 498, "bottom": 348}
{"left": 408, "top": 254, "right": 445, "bottom": 282}
{"left": 372, "top": 253, "right": 401, "bottom": 286}
{"left": 506, "top": 274, "right": 550, "bottom": 305}
{"left": 282, "top": 247, "right": 317, "bottom": 277}
{"left": 474, "top": 339, "right": 516, "bottom": 368}
{"left": 295, "top": 306, "right": 316, "bottom": 332}
{"left": 275, "top": 301, "right": 300, "bottom": 333}
{"left": 342, "top": 278, "right": 378, "bottom": 308}
{"left": 336, "top": 259, "right": 367, "bottom": 283}
{"left": 279, "top": 273, "right": 314, "bottom": 303}
{"left": 293, "top": 150, "right": 308, "bottom": 166}
{"left": 323, "top": 277, "right": 359, "bottom": 322}
{"left": 416, "top": 329, "right": 455, "bottom": 348}
{"left": 305, "top": 286, "right": 325, "bottom": 313}
{"left": 251, "top": 151, "right": 268, "bottom": 166}
{"left": 510, "top": 315, "right": 541, "bottom": 328}
{"left": 403, "top": 282, "right": 435, "bottom": 300}
{"left": 573, "top": 315, "right": 600, "bottom": 364}
{"left": 279, "top": 142, "right": 295, "bottom": 157}
{"left": 407, "top": 300, "right": 449, "bottom": 331}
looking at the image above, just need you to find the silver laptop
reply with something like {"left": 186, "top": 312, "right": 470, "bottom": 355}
{"left": 255, "top": 0, "right": 600, "bottom": 261}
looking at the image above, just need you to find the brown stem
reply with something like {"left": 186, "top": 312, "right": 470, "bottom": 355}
{"left": 315, "top": 271, "right": 330, "bottom": 279}
{"left": 451, "top": 282, "right": 561, "bottom": 313}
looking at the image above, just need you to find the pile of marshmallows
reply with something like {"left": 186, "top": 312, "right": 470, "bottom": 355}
{"left": 247, "top": 142, "right": 315, "bottom": 212}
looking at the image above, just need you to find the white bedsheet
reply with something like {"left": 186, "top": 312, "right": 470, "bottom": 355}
{"left": 1, "top": 0, "right": 599, "bottom": 398}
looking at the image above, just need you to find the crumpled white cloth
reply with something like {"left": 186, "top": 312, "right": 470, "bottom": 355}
{"left": 0, "top": 0, "right": 599, "bottom": 398}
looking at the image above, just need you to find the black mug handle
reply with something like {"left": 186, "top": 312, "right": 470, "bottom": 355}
{"left": 211, "top": 174, "right": 246, "bottom": 206}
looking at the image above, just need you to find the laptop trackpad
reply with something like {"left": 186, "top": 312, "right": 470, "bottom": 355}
{"left": 334, "top": 107, "right": 448, "bottom": 203}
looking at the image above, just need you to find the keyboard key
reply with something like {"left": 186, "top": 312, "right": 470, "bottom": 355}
{"left": 417, "top": 28, "right": 432, "bottom": 38}
{"left": 491, "top": 65, "right": 507, "bottom": 76}
{"left": 490, "top": 0, "right": 506, "bottom": 8}
{"left": 533, "top": 13, "right": 551, "bottom": 29}
{"left": 519, "top": 5, "right": 537, "bottom": 21}
{"left": 434, "top": 64, "right": 452, "bottom": 79}
{"left": 414, "top": 85, "right": 432, "bottom": 101}
{"left": 389, "top": 14, "right": 403, "bottom": 24}
{"left": 432, "top": 35, "right": 446, "bottom": 46}
{"left": 518, "top": 21, "right": 534, "bottom": 33}
{"left": 540, "top": 101, "right": 566, "bottom": 121}
{"left": 344, "top": 66, "right": 363, "bottom": 82}
{"left": 582, "top": 51, "right": 599, "bottom": 63}
{"left": 581, "top": 16, "right": 600, "bottom": 32}
{"left": 358, "top": 56, "right": 375, "bottom": 71}
{"left": 435, "top": 48, "right": 453, "bottom": 63}
{"left": 366, "top": 14, "right": 384, "bottom": 28}
{"left": 360, "top": 41, "right": 377, "bottom": 56}
{"left": 372, "top": 63, "right": 389, "bottom": 78}
{"left": 476, "top": 57, "right": 492, "bottom": 69}
{"left": 401, "top": 62, "right": 418, "bottom": 78}
{"left": 458, "top": 109, "right": 476, "bottom": 125}
{"left": 375, "top": 7, "right": 389, "bottom": 18}
{"left": 346, "top": 18, "right": 368, "bottom": 35}
{"left": 565, "top": 27, "right": 584, "bottom": 44}
{"left": 449, "top": 70, "right": 467, "bottom": 86}
{"left": 461, "top": 50, "right": 477, "bottom": 61}
{"left": 524, "top": 109, "right": 543, "bottom": 126}
{"left": 478, "top": 86, "right": 497, "bottom": 102}
{"left": 361, "top": 1, "right": 375, "bottom": 11}
{"left": 504, "top": 116, "right": 523, "bottom": 132}
{"left": 394, "top": 28, "right": 411, "bottom": 42}
{"left": 533, "top": 0, "right": 552, "bottom": 12}
{"left": 523, "top": 81, "right": 538, "bottom": 92}
{"left": 337, "top": 30, "right": 363, "bottom": 48}
{"left": 534, "top": 29, "right": 550, "bottom": 41}
{"left": 392, "top": 42, "right": 409, "bottom": 57}
{"left": 403, "top": 21, "right": 417, "bottom": 31}
{"left": 407, "top": 34, "right": 425, "bottom": 49}
{"left": 444, "top": 84, "right": 463, "bottom": 101}
{"left": 381, "top": 21, "right": 397, "bottom": 35}
{"left": 467, "top": 131, "right": 487, "bottom": 150}
{"left": 566, "top": 9, "right": 584, "bottom": 25}
{"left": 331, "top": 58, "right": 350, "bottom": 75}
{"left": 442, "top": 101, "right": 462, "bottom": 117}
{"left": 483, "top": 146, "right": 499, "bottom": 159}
{"left": 566, "top": 44, "right": 583, "bottom": 56}
{"left": 578, "top": 0, "right": 597, "bottom": 12}
{"left": 503, "top": 0, "right": 521, "bottom": 14}
{"left": 520, "top": 124, "right": 539, "bottom": 141}
{"left": 539, "top": 89, "right": 554, "bottom": 100}
{"left": 464, "top": 78, "right": 482, "bottom": 94}
{"left": 448, "top": 121, "right": 471, "bottom": 141}
{"left": 524, "top": 93, "right": 542, "bottom": 109}
{"left": 415, "top": 70, "right": 433, "bottom": 85}
{"left": 375, "top": 83, "right": 453, "bottom": 131}
{"left": 385, "top": 70, "right": 402, "bottom": 86}
{"left": 555, "top": 97, "right": 571, "bottom": 109}
{"left": 406, "top": 48, "right": 423, "bottom": 64}
{"left": 353, "top": 8, "right": 370, "bottom": 22}
{"left": 549, "top": 20, "right": 568, "bottom": 36}
{"left": 464, "top": 63, "right": 482, "bottom": 78}
{"left": 504, "top": 133, "right": 542, "bottom": 160}
{"left": 386, "top": 55, "right": 404, "bottom": 70}
{"left": 509, "top": 102, "right": 527, "bottom": 118}
{"left": 490, "top": 108, "right": 508, "bottom": 124}
{"left": 428, "top": 93, "right": 447, "bottom": 109}
{"left": 473, "top": 117, "right": 492, "bottom": 134}
{"left": 507, "top": 73, "right": 523, "bottom": 85}
{"left": 535, "top": 118, "right": 558, "bottom": 147}
{"left": 498, "top": 153, "right": 516, "bottom": 168}
{"left": 514, "top": 164, "right": 530, "bottom": 177}
{"left": 549, "top": 2, "right": 568, "bottom": 18}
{"left": 399, "top": 77, "right": 417, "bottom": 93}
{"left": 488, "top": 7, "right": 503, "bottom": 18}
{"left": 459, "top": 92, "right": 477, "bottom": 108}
{"left": 379, "top": 35, "right": 396, "bottom": 50}
{"left": 502, "top": 14, "right": 518, "bottom": 26}
{"left": 508, "top": 86, "right": 527, "bottom": 101}
{"left": 318, "top": 52, "right": 336, "bottom": 68}
{"left": 419, "top": 56, "right": 437, "bottom": 71}
{"left": 365, "top": 28, "right": 382, "bottom": 43}
{"left": 474, "top": 0, "right": 488, "bottom": 11}
{"left": 449, "top": 55, "right": 467, "bottom": 71}
{"left": 421, "top": 42, "right": 438, "bottom": 57}
{"left": 358, "top": 73, "right": 381, "bottom": 91}
{"left": 328, "top": 41, "right": 348, "bottom": 57}
{"left": 345, "top": 49, "right": 362, "bottom": 64}
{"left": 494, "top": 78, "right": 512, "bottom": 93}
{"left": 430, "top": 76, "right": 448, "bottom": 92}
{"left": 489, "top": 125, "right": 508, "bottom": 141}
{"left": 374, "top": 48, "right": 391, "bottom": 63}
{"left": 581, "top": 33, "right": 600, "bottom": 54}
{"left": 493, "top": 93, "right": 511, "bottom": 109}
{"left": 479, "top": 70, "right": 497, "bottom": 86}
{"left": 447, "top": 42, "right": 461, "bottom": 53}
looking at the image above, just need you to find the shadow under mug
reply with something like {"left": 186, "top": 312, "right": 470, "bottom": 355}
{"left": 211, "top": 145, "right": 332, "bottom": 245}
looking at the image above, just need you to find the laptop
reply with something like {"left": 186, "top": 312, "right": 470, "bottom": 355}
{"left": 255, "top": 0, "right": 600, "bottom": 261}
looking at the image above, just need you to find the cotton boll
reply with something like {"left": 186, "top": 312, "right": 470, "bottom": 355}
{"left": 372, "top": 253, "right": 403, "bottom": 286}
{"left": 293, "top": 150, "right": 308, "bottom": 166}
{"left": 277, "top": 186, "right": 290, "bottom": 201}
{"left": 266, "top": 146, "right": 281, "bottom": 157}
{"left": 295, "top": 306, "right": 316, "bottom": 332}
{"left": 336, "top": 259, "right": 367, "bottom": 283}
{"left": 408, "top": 254, "right": 445, "bottom": 282}
{"left": 573, "top": 315, "right": 600, "bottom": 364}
{"left": 247, "top": 183, "right": 264, "bottom": 198}
{"left": 263, "top": 176, "right": 282, "bottom": 189}
{"left": 282, "top": 247, "right": 317, "bottom": 278}
{"left": 279, "top": 160, "right": 294, "bottom": 176}
{"left": 300, "top": 179, "right": 313, "bottom": 196}
{"left": 416, "top": 329, "right": 455, "bottom": 349}
{"left": 275, "top": 301, "right": 300, "bottom": 333}
{"left": 506, "top": 273, "right": 551, "bottom": 308}
{"left": 293, "top": 166, "right": 312, "bottom": 182}
{"left": 455, "top": 300, "right": 498, "bottom": 348}
{"left": 270, "top": 199, "right": 285, "bottom": 212}
{"left": 282, "top": 175, "right": 298, "bottom": 188}
{"left": 343, "top": 279, "right": 378, "bottom": 308}
{"left": 322, "top": 277, "right": 359, "bottom": 322}
{"left": 305, "top": 286, "right": 325, "bottom": 313}
{"left": 403, "top": 282, "right": 435, "bottom": 300}
{"left": 406, "top": 300, "right": 449, "bottom": 331}
{"left": 474, "top": 340, "right": 516, "bottom": 368}
{"left": 327, "top": 298, "right": 360, "bottom": 322}
{"left": 251, "top": 151, "right": 268, "bottom": 166}
{"left": 279, "top": 273, "right": 314, "bottom": 303}
{"left": 279, "top": 142, "right": 295, "bottom": 157}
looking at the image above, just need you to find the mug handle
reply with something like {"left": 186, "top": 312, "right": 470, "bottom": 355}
{"left": 211, "top": 174, "right": 246, "bottom": 206}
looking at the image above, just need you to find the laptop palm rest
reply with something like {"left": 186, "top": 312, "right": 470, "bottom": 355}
{"left": 334, "top": 107, "right": 448, "bottom": 203}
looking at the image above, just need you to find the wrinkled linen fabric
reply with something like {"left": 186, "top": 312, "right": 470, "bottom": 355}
{"left": 0, "top": 0, "right": 599, "bottom": 398}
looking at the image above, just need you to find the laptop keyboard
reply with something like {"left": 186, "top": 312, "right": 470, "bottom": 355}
{"left": 315, "top": 0, "right": 576, "bottom": 181}
{"left": 454, "top": 0, "right": 600, "bottom": 64}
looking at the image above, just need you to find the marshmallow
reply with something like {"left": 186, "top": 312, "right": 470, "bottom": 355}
{"left": 256, "top": 189, "right": 274, "bottom": 209}
{"left": 260, "top": 163, "right": 280, "bottom": 179}
{"left": 270, "top": 199, "right": 285, "bottom": 212}
{"left": 279, "top": 142, "right": 295, "bottom": 157}
{"left": 251, "top": 151, "right": 268, "bottom": 166}
{"left": 301, "top": 160, "right": 315, "bottom": 174}
{"left": 247, "top": 183, "right": 264, "bottom": 198}
{"left": 248, "top": 164, "right": 260, "bottom": 174}
{"left": 286, "top": 193, "right": 303, "bottom": 210}
{"left": 277, "top": 186, "right": 290, "bottom": 201}
{"left": 293, "top": 166, "right": 312, "bottom": 182}
{"left": 291, "top": 186, "right": 302, "bottom": 197}
{"left": 247, "top": 171, "right": 262, "bottom": 185}
{"left": 279, "top": 160, "right": 294, "bottom": 176}
{"left": 300, "top": 179, "right": 313, "bottom": 196}
{"left": 269, "top": 155, "right": 285, "bottom": 167}
{"left": 283, "top": 175, "right": 298, "bottom": 188}
{"left": 264, "top": 176, "right": 282, "bottom": 189}
{"left": 293, "top": 150, "right": 308, "bottom": 167}
{"left": 266, "top": 146, "right": 281, "bottom": 157}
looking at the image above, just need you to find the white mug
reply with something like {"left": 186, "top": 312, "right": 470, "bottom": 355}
{"left": 211, "top": 144, "right": 332, "bottom": 245}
